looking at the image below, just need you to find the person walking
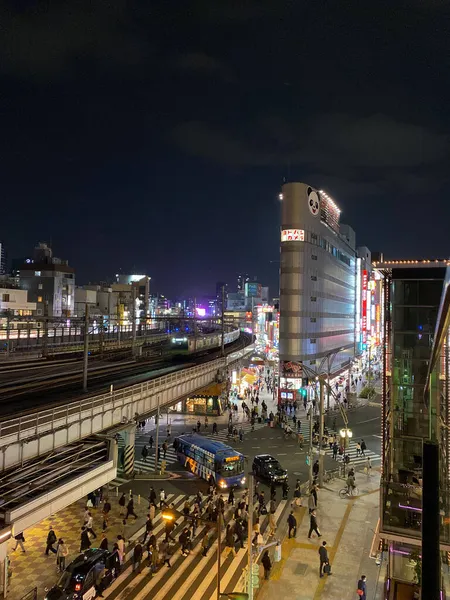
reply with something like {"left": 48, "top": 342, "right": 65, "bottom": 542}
{"left": 12, "top": 532, "right": 25, "bottom": 552}
{"left": 149, "top": 435, "right": 154, "bottom": 449}
{"left": 356, "top": 442, "right": 361, "bottom": 457}
{"left": 56, "top": 539, "right": 68, "bottom": 572}
{"left": 99, "top": 533, "right": 108, "bottom": 550}
{"left": 160, "top": 488, "right": 166, "bottom": 509}
{"left": 45, "top": 527, "right": 58, "bottom": 555}
{"left": 86, "top": 512, "right": 97, "bottom": 539}
{"left": 80, "top": 527, "right": 91, "bottom": 552}
{"left": 133, "top": 542, "right": 143, "bottom": 573}
{"left": 149, "top": 486, "right": 157, "bottom": 507}
{"left": 212, "top": 422, "right": 218, "bottom": 435}
{"left": 116, "top": 535, "right": 125, "bottom": 564}
{"left": 361, "top": 439, "right": 367, "bottom": 456}
{"left": 287, "top": 510, "right": 297, "bottom": 538}
{"left": 141, "top": 445, "right": 149, "bottom": 462}
{"left": 319, "top": 541, "right": 330, "bottom": 578}
{"left": 142, "top": 516, "right": 153, "bottom": 544}
{"left": 262, "top": 550, "right": 272, "bottom": 580}
{"left": 332, "top": 442, "right": 338, "bottom": 460}
{"left": 308, "top": 509, "right": 321, "bottom": 539}
{"left": 201, "top": 532, "right": 210, "bottom": 556}
{"left": 357, "top": 574, "right": 367, "bottom": 599}
{"left": 365, "top": 456, "right": 372, "bottom": 478}
{"left": 126, "top": 497, "right": 138, "bottom": 520}
{"left": 118, "top": 492, "right": 126, "bottom": 516}
{"left": 228, "top": 488, "right": 235, "bottom": 506}
{"left": 313, "top": 460, "right": 319, "bottom": 479}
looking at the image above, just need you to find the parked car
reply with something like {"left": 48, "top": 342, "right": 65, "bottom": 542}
{"left": 252, "top": 454, "right": 288, "bottom": 483}
{"left": 44, "top": 548, "right": 120, "bottom": 600}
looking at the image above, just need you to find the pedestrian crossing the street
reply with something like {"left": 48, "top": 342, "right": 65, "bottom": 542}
{"left": 103, "top": 490, "right": 288, "bottom": 600}
{"left": 203, "top": 420, "right": 267, "bottom": 443}
{"left": 298, "top": 427, "right": 381, "bottom": 467}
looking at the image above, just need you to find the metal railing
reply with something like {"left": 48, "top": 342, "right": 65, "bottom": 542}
{"left": 0, "top": 357, "right": 225, "bottom": 445}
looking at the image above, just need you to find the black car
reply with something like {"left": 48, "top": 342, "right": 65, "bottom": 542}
{"left": 44, "top": 548, "right": 120, "bottom": 600}
{"left": 252, "top": 454, "right": 288, "bottom": 483}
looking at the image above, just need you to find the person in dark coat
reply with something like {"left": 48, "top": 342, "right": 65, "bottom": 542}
{"left": 133, "top": 542, "right": 143, "bottom": 573}
{"left": 308, "top": 510, "right": 321, "bottom": 539}
{"left": 80, "top": 527, "right": 91, "bottom": 552}
{"left": 318, "top": 541, "right": 329, "bottom": 577}
{"left": 99, "top": 533, "right": 108, "bottom": 550}
{"left": 262, "top": 550, "right": 272, "bottom": 580}
{"left": 287, "top": 510, "right": 297, "bottom": 538}
{"left": 126, "top": 497, "right": 138, "bottom": 520}
{"left": 45, "top": 527, "right": 57, "bottom": 555}
{"left": 357, "top": 575, "right": 367, "bottom": 600}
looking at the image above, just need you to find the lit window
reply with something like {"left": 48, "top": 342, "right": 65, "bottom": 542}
{"left": 35, "top": 271, "right": 41, "bottom": 276}
{"left": 38, "top": 283, "right": 43, "bottom": 290}
{"left": 37, "top": 296, "right": 43, "bottom": 303}
{"left": 310, "top": 338, "right": 316, "bottom": 343}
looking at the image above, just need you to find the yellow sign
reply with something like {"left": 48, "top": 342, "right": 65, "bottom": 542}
{"left": 225, "top": 456, "right": 239, "bottom": 462}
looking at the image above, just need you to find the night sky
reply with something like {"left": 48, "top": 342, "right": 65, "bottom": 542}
{"left": 2, "top": 1, "right": 449, "bottom": 298}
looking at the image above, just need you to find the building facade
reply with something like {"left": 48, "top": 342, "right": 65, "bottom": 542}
{"left": 18, "top": 243, "right": 75, "bottom": 318}
{"left": 375, "top": 259, "right": 450, "bottom": 597}
{"left": 279, "top": 182, "right": 357, "bottom": 384}
{"left": 0, "top": 242, "right": 6, "bottom": 276}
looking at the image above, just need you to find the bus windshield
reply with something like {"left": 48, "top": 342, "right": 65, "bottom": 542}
{"left": 219, "top": 458, "right": 244, "bottom": 477}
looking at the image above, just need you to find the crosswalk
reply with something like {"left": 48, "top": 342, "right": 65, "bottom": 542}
{"left": 103, "top": 491, "right": 288, "bottom": 600}
{"left": 297, "top": 425, "right": 381, "bottom": 467}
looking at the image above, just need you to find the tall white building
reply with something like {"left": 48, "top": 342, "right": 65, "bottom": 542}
{"left": 279, "top": 182, "right": 358, "bottom": 389}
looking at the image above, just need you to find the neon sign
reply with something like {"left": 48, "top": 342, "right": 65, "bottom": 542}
{"left": 281, "top": 229, "right": 305, "bottom": 242}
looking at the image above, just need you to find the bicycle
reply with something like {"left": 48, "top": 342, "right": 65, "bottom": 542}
{"left": 339, "top": 485, "right": 359, "bottom": 499}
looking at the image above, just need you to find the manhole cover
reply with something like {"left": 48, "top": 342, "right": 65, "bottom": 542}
{"left": 295, "top": 563, "right": 308, "bottom": 576}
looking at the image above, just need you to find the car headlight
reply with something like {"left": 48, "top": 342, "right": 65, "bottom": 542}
{"left": 241, "top": 477, "right": 246, "bottom": 484}
{"left": 219, "top": 480, "right": 227, "bottom": 488}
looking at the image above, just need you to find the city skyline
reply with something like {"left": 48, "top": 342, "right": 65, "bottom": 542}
{"left": 2, "top": 2, "right": 449, "bottom": 296}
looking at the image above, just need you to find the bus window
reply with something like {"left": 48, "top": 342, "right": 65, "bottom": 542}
{"left": 220, "top": 459, "right": 244, "bottom": 477}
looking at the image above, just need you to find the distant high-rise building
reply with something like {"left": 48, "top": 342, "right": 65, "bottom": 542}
{"left": 237, "top": 273, "right": 249, "bottom": 293}
{"left": 0, "top": 241, "right": 6, "bottom": 275}
{"left": 216, "top": 282, "right": 228, "bottom": 316}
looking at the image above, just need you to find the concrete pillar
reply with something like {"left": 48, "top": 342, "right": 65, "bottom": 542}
{"left": 121, "top": 425, "right": 136, "bottom": 476}
{"left": 0, "top": 530, "right": 11, "bottom": 598}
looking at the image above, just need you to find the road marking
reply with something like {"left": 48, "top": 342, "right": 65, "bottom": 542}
{"left": 372, "top": 434, "right": 382, "bottom": 439}
{"left": 251, "top": 446, "right": 261, "bottom": 449}
{"left": 356, "top": 416, "right": 381, "bottom": 424}
{"left": 278, "top": 453, "right": 287, "bottom": 456}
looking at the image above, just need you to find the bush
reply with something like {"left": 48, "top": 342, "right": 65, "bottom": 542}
{"left": 359, "top": 386, "right": 376, "bottom": 399}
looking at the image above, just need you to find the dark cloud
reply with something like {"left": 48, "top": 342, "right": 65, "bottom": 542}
{"left": 173, "top": 52, "right": 235, "bottom": 82}
{"left": 172, "top": 114, "right": 448, "bottom": 172}
{"left": 0, "top": 1, "right": 149, "bottom": 78}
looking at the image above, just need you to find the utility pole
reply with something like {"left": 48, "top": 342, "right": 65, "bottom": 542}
{"left": 318, "top": 378, "right": 325, "bottom": 487}
{"left": 193, "top": 297, "right": 197, "bottom": 352}
{"left": 308, "top": 402, "right": 314, "bottom": 486}
{"left": 83, "top": 303, "right": 89, "bottom": 392}
{"left": 131, "top": 285, "right": 137, "bottom": 355}
{"left": 326, "top": 354, "right": 331, "bottom": 412}
{"left": 247, "top": 472, "right": 254, "bottom": 600}
{"left": 42, "top": 302, "right": 49, "bottom": 358}
{"left": 5, "top": 310, "right": 11, "bottom": 359}
{"left": 99, "top": 314, "right": 104, "bottom": 358}
{"left": 154, "top": 395, "right": 160, "bottom": 474}
{"left": 221, "top": 285, "right": 225, "bottom": 357}
{"left": 216, "top": 508, "right": 222, "bottom": 600}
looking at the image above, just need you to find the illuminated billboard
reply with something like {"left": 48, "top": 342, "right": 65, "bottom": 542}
{"left": 281, "top": 229, "right": 305, "bottom": 242}
{"left": 245, "top": 282, "right": 262, "bottom": 298}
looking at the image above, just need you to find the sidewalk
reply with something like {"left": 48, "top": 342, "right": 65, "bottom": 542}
{"left": 256, "top": 470, "right": 385, "bottom": 600}
{"left": 7, "top": 487, "right": 152, "bottom": 599}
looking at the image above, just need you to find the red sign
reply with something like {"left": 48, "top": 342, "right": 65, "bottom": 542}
{"left": 362, "top": 270, "right": 368, "bottom": 344}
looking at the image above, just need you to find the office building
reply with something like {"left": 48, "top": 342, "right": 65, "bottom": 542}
{"left": 279, "top": 182, "right": 357, "bottom": 392}
{"left": 374, "top": 258, "right": 450, "bottom": 597}
{"left": 19, "top": 242, "right": 75, "bottom": 317}
{"left": 237, "top": 273, "right": 250, "bottom": 293}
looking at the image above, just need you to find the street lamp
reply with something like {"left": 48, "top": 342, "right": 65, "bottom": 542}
{"left": 339, "top": 427, "right": 353, "bottom": 476}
